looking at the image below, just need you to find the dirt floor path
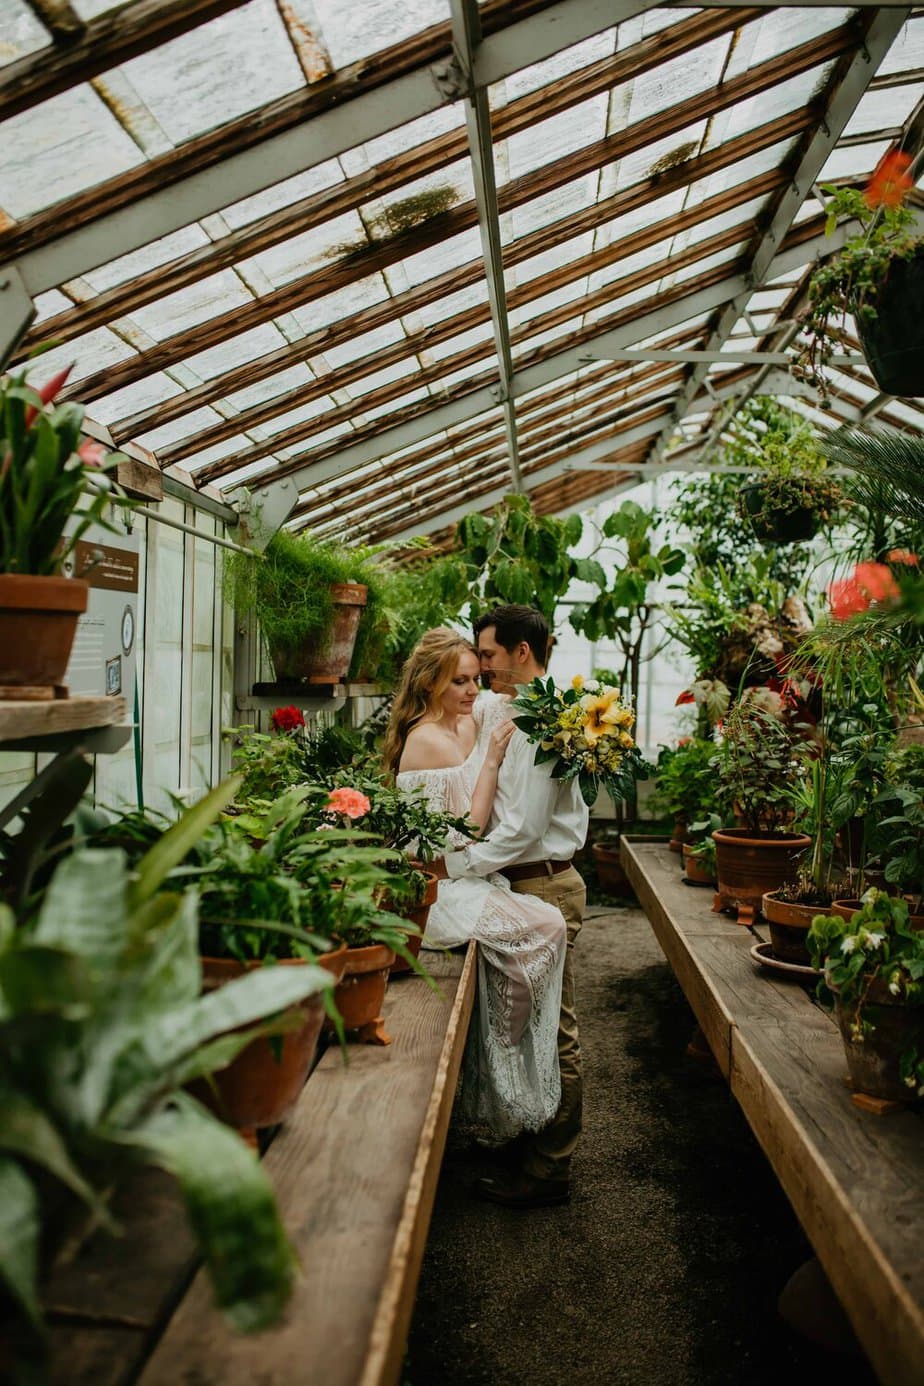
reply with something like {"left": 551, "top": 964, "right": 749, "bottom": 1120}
{"left": 405, "top": 904, "right": 878, "bottom": 1386}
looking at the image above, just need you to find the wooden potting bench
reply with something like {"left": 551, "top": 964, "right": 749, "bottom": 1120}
{"left": 41, "top": 944, "right": 476, "bottom": 1386}
{"left": 621, "top": 837, "right": 924, "bottom": 1386}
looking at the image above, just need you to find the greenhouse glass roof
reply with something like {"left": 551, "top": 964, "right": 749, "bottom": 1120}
{"left": 1, "top": 0, "right": 922, "bottom": 544}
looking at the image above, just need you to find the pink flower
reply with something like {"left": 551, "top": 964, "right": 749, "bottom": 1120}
{"left": 270, "top": 705, "right": 305, "bottom": 733}
{"left": 326, "top": 787, "right": 371, "bottom": 820}
{"left": 77, "top": 440, "right": 107, "bottom": 468}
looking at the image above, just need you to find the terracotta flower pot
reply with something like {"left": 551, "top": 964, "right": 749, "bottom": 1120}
{"left": 712, "top": 829, "right": 811, "bottom": 925}
{"left": 669, "top": 817, "right": 688, "bottom": 854}
{"left": 592, "top": 841, "right": 634, "bottom": 897}
{"left": 835, "top": 980, "right": 924, "bottom": 1104}
{"left": 270, "top": 582, "right": 367, "bottom": 683}
{"left": 193, "top": 951, "right": 342, "bottom": 1131}
{"left": 0, "top": 573, "right": 88, "bottom": 699}
{"left": 332, "top": 941, "right": 395, "bottom": 1044}
{"left": 389, "top": 868, "right": 438, "bottom": 976}
{"left": 682, "top": 843, "right": 715, "bottom": 886}
{"left": 761, "top": 891, "right": 825, "bottom": 965}
{"left": 831, "top": 899, "right": 924, "bottom": 931}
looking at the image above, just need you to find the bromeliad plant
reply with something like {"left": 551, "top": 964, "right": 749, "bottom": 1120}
{"left": 0, "top": 365, "right": 129, "bottom": 575}
{"left": 511, "top": 675, "right": 649, "bottom": 808}
{"left": 0, "top": 779, "right": 332, "bottom": 1373}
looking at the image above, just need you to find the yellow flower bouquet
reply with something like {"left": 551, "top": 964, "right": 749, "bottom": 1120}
{"left": 511, "top": 675, "right": 649, "bottom": 807}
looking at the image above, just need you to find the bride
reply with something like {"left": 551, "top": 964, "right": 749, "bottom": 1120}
{"left": 383, "top": 627, "right": 566, "bottom": 1139}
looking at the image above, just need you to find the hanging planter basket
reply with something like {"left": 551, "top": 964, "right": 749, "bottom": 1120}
{"left": 854, "top": 247, "right": 924, "bottom": 399}
{"left": 740, "top": 485, "right": 820, "bottom": 545}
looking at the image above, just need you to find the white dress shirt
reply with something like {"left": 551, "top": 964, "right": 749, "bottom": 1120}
{"left": 444, "top": 721, "right": 590, "bottom": 879}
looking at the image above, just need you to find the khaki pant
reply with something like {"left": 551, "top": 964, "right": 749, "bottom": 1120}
{"left": 510, "top": 864, "right": 585, "bottom": 1181}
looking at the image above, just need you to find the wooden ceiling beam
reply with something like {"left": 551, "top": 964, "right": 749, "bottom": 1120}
{"left": 109, "top": 104, "right": 806, "bottom": 440}
{"left": 45, "top": 17, "right": 852, "bottom": 400}
{"left": 152, "top": 167, "right": 780, "bottom": 462}
{"left": 194, "top": 228, "right": 749, "bottom": 482}
{"left": 297, "top": 365, "right": 686, "bottom": 528}
{"left": 15, "top": 3, "right": 760, "bottom": 352}
{"left": 0, "top": 0, "right": 253, "bottom": 122}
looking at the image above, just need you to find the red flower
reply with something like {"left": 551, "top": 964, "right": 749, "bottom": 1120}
{"left": 326, "top": 787, "right": 371, "bottom": 820}
{"left": 676, "top": 736, "right": 692, "bottom": 747}
{"left": 887, "top": 549, "right": 919, "bottom": 567}
{"left": 675, "top": 689, "right": 695, "bottom": 705}
{"left": 854, "top": 562, "right": 900, "bottom": 604}
{"left": 828, "top": 562, "right": 900, "bottom": 620}
{"left": 270, "top": 704, "right": 305, "bottom": 733}
{"left": 23, "top": 364, "right": 74, "bottom": 428}
{"left": 864, "top": 150, "right": 913, "bottom": 210}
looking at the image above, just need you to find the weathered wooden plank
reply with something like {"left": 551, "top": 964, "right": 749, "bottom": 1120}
{"left": 731, "top": 1018, "right": 924, "bottom": 1386}
{"left": 0, "top": 0, "right": 251, "bottom": 123}
{"left": 108, "top": 104, "right": 807, "bottom": 444}
{"left": 46, "top": 1322, "right": 149, "bottom": 1386}
{"left": 26, "top": 6, "right": 764, "bottom": 365}
{"left": 0, "top": 695, "right": 126, "bottom": 741}
{"left": 139, "top": 946, "right": 474, "bottom": 1386}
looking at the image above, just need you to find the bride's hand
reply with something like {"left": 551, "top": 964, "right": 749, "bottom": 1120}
{"left": 485, "top": 720, "right": 515, "bottom": 769}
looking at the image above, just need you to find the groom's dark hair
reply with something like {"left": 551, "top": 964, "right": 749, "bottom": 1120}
{"left": 474, "top": 605, "right": 550, "bottom": 668}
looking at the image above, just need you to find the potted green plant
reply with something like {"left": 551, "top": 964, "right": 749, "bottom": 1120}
{"left": 730, "top": 400, "right": 844, "bottom": 545}
{"left": 842, "top": 744, "right": 924, "bottom": 929}
{"left": 225, "top": 528, "right": 368, "bottom": 684}
{"left": 683, "top": 814, "right": 721, "bottom": 886}
{"left": 650, "top": 737, "right": 718, "bottom": 852}
{"left": 712, "top": 690, "right": 812, "bottom": 924}
{"left": 0, "top": 365, "right": 130, "bottom": 698}
{"left": 792, "top": 149, "right": 923, "bottom": 401}
{"left": 808, "top": 890, "right": 924, "bottom": 1104}
{"left": 0, "top": 780, "right": 331, "bottom": 1375}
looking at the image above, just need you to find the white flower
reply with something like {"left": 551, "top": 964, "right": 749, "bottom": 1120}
{"left": 861, "top": 930, "right": 885, "bottom": 951}
{"left": 889, "top": 978, "right": 902, "bottom": 996}
{"left": 840, "top": 935, "right": 859, "bottom": 954}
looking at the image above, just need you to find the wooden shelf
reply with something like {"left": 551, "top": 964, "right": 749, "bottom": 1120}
{"left": 0, "top": 696, "right": 130, "bottom": 753}
{"left": 236, "top": 683, "right": 388, "bottom": 714}
{"left": 622, "top": 838, "right": 924, "bottom": 1386}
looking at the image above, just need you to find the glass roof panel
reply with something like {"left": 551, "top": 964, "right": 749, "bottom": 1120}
{"left": 309, "top": 0, "right": 447, "bottom": 69}
{"left": 0, "top": 1, "right": 48, "bottom": 67}
{"left": 843, "top": 85, "right": 922, "bottom": 140}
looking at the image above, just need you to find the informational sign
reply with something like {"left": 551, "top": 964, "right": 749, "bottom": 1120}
{"left": 62, "top": 526, "right": 140, "bottom": 707}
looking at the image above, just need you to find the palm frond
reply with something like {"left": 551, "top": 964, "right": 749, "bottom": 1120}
{"left": 822, "top": 428, "right": 924, "bottom": 532}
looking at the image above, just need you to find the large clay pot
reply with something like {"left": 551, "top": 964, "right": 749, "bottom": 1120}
{"left": 194, "top": 951, "right": 343, "bottom": 1130}
{"left": 713, "top": 829, "right": 811, "bottom": 925}
{"left": 270, "top": 582, "right": 367, "bottom": 683}
{"left": 332, "top": 941, "right": 395, "bottom": 1044}
{"left": 389, "top": 868, "right": 438, "bottom": 976}
{"left": 0, "top": 574, "right": 88, "bottom": 699}
{"left": 855, "top": 248, "right": 924, "bottom": 398}
{"left": 591, "top": 841, "right": 634, "bottom": 897}
{"left": 762, "top": 891, "right": 825, "bottom": 964}
{"left": 836, "top": 979, "right": 924, "bottom": 1104}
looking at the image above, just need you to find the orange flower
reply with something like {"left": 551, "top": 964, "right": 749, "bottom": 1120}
{"left": 887, "top": 549, "right": 919, "bottom": 567}
{"left": 854, "top": 562, "right": 900, "bottom": 603}
{"left": 864, "top": 150, "right": 913, "bottom": 210}
{"left": 326, "top": 787, "right": 371, "bottom": 820}
{"left": 828, "top": 576, "right": 869, "bottom": 620}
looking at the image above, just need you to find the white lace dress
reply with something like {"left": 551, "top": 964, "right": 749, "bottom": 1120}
{"left": 396, "top": 698, "right": 566, "bottom": 1139}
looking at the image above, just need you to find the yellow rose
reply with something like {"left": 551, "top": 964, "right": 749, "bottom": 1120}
{"left": 571, "top": 674, "right": 584, "bottom": 691}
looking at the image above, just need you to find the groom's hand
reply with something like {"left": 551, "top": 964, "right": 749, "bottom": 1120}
{"left": 429, "top": 856, "right": 449, "bottom": 880}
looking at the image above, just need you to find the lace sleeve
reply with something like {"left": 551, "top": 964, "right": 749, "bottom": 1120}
{"left": 395, "top": 768, "right": 473, "bottom": 848}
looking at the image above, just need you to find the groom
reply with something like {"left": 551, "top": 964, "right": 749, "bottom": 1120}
{"left": 441, "top": 603, "right": 589, "bottom": 1208}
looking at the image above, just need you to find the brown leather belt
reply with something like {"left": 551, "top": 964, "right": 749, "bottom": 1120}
{"left": 500, "top": 858, "right": 573, "bottom": 883}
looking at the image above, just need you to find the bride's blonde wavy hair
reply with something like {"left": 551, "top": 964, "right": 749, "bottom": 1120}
{"left": 383, "top": 627, "right": 478, "bottom": 778}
